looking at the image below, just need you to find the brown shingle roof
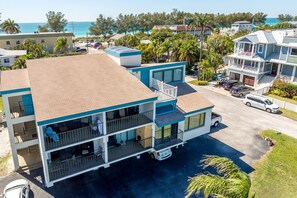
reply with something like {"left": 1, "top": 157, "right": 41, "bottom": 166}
{"left": 177, "top": 92, "right": 214, "bottom": 114}
{"left": 0, "top": 69, "right": 30, "bottom": 93}
{"left": 27, "top": 54, "right": 156, "bottom": 123}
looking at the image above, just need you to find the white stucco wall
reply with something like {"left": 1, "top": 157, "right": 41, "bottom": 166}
{"left": 181, "top": 109, "right": 212, "bottom": 141}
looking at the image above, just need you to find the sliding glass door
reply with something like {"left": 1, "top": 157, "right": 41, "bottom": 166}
{"left": 155, "top": 123, "right": 178, "bottom": 145}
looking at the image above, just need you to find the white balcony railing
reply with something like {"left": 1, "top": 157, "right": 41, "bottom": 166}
{"left": 152, "top": 78, "right": 178, "bottom": 101}
{"left": 237, "top": 49, "right": 256, "bottom": 57}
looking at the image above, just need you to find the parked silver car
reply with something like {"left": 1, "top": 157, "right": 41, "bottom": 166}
{"left": 243, "top": 94, "right": 279, "bottom": 113}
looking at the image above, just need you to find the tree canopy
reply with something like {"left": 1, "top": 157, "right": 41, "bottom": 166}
{"left": 54, "top": 37, "right": 68, "bottom": 54}
{"left": 89, "top": 14, "right": 114, "bottom": 37}
{"left": 0, "top": 19, "right": 20, "bottom": 34}
{"left": 45, "top": 11, "right": 68, "bottom": 32}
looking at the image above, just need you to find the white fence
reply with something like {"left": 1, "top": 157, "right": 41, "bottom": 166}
{"left": 151, "top": 78, "right": 178, "bottom": 100}
{"left": 266, "top": 96, "right": 297, "bottom": 113}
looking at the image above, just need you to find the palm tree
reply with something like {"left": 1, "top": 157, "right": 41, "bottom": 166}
{"left": 54, "top": 37, "right": 68, "bottom": 54}
{"left": 186, "top": 155, "right": 252, "bottom": 198}
{"left": 178, "top": 39, "right": 199, "bottom": 71}
{"left": 158, "top": 38, "right": 173, "bottom": 62}
{"left": 12, "top": 57, "right": 26, "bottom": 69}
{"left": 191, "top": 14, "right": 210, "bottom": 62}
{"left": 0, "top": 19, "right": 21, "bottom": 34}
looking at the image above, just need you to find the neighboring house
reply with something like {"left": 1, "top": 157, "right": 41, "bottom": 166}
{"left": 0, "top": 32, "right": 74, "bottom": 53}
{"left": 153, "top": 25, "right": 212, "bottom": 37}
{"left": 0, "top": 48, "right": 26, "bottom": 67}
{"left": 227, "top": 30, "right": 297, "bottom": 88}
{"left": 0, "top": 46, "right": 214, "bottom": 188}
{"left": 109, "top": 34, "right": 125, "bottom": 46}
{"left": 231, "top": 21, "right": 253, "bottom": 33}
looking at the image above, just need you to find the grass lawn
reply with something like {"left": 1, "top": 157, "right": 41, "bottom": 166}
{"left": 250, "top": 130, "right": 297, "bottom": 198}
{"left": 0, "top": 152, "right": 11, "bottom": 176}
{"left": 280, "top": 108, "right": 297, "bottom": 121}
{"left": 0, "top": 96, "right": 3, "bottom": 112}
{"left": 266, "top": 94, "right": 297, "bottom": 105}
{"left": 188, "top": 80, "right": 208, "bottom": 86}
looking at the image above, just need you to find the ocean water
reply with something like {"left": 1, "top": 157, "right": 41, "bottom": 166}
{"left": 0, "top": 18, "right": 279, "bottom": 37}
{"left": 0, "top": 21, "right": 93, "bottom": 37}
{"left": 265, "top": 18, "right": 279, "bottom": 26}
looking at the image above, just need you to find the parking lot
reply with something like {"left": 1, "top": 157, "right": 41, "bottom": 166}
{"left": 1, "top": 84, "right": 296, "bottom": 198}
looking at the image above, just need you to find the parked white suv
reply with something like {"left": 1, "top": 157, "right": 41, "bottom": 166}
{"left": 244, "top": 94, "right": 279, "bottom": 113}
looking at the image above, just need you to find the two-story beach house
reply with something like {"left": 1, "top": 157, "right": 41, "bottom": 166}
{"left": 231, "top": 21, "right": 253, "bottom": 33}
{"left": 0, "top": 32, "right": 74, "bottom": 53}
{"left": 227, "top": 30, "right": 297, "bottom": 88}
{"left": 0, "top": 46, "right": 214, "bottom": 187}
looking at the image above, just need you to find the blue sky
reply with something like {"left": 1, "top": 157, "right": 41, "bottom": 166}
{"left": 1, "top": 0, "right": 297, "bottom": 22}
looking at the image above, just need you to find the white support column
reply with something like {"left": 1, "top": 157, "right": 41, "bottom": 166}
{"left": 291, "top": 66, "right": 296, "bottom": 82}
{"left": 279, "top": 46, "right": 282, "bottom": 59}
{"left": 242, "top": 60, "right": 245, "bottom": 70}
{"left": 102, "top": 113, "right": 107, "bottom": 135}
{"left": 151, "top": 101, "right": 156, "bottom": 148}
{"left": 251, "top": 44, "right": 254, "bottom": 56}
{"left": 2, "top": 95, "right": 19, "bottom": 170}
{"left": 103, "top": 137, "right": 109, "bottom": 165}
{"left": 257, "top": 62, "right": 261, "bottom": 73}
{"left": 277, "top": 63, "right": 282, "bottom": 76}
{"left": 37, "top": 125, "right": 53, "bottom": 187}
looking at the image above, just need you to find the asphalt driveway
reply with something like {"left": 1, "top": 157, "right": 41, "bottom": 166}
{"left": 1, "top": 84, "right": 296, "bottom": 198}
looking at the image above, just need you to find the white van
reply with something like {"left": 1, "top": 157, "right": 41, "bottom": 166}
{"left": 243, "top": 94, "right": 279, "bottom": 113}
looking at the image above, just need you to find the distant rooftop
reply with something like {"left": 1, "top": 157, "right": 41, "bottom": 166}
{"left": 104, "top": 46, "right": 142, "bottom": 57}
{"left": 0, "top": 48, "right": 27, "bottom": 57}
{"left": 153, "top": 25, "right": 212, "bottom": 31}
{"left": 0, "top": 32, "right": 74, "bottom": 39}
{"left": 232, "top": 21, "right": 252, "bottom": 24}
{"left": 26, "top": 54, "right": 156, "bottom": 124}
{"left": 234, "top": 30, "right": 297, "bottom": 44}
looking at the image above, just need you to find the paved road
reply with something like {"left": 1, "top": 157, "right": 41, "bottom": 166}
{"left": 0, "top": 84, "right": 296, "bottom": 198}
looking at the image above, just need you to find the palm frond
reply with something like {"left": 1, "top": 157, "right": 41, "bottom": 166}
{"left": 200, "top": 155, "right": 242, "bottom": 178}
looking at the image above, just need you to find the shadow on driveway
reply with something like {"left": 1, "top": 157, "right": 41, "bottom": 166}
{"left": 0, "top": 135, "right": 255, "bottom": 198}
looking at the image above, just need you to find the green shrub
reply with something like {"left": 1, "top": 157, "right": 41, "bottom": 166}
{"left": 271, "top": 89, "right": 287, "bottom": 97}
{"left": 270, "top": 80, "right": 297, "bottom": 99}
{"left": 189, "top": 80, "right": 208, "bottom": 86}
{"left": 293, "top": 96, "right": 297, "bottom": 101}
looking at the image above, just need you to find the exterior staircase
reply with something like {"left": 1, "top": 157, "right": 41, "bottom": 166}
{"left": 254, "top": 75, "right": 277, "bottom": 94}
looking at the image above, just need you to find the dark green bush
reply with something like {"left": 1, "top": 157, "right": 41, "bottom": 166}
{"left": 270, "top": 80, "right": 297, "bottom": 99}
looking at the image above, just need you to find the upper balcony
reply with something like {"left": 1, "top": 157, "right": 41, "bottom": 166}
{"left": 9, "top": 95, "right": 34, "bottom": 119}
{"left": 235, "top": 42, "right": 256, "bottom": 57}
{"left": 106, "top": 110, "right": 153, "bottom": 134}
{"left": 44, "top": 118, "right": 104, "bottom": 151}
{"left": 229, "top": 59, "right": 262, "bottom": 73}
{"left": 151, "top": 78, "right": 178, "bottom": 102}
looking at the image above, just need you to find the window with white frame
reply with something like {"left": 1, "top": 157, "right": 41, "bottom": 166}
{"left": 4, "top": 58, "right": 10, "bottom": 63}
{"left": 291, "top": 48, "right": 297, "bottom": 56}
{"left": 258, "top": 44, "right": 264, "bottom": 53}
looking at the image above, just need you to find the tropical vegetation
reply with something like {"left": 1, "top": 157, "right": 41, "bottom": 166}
{"left": 186, "top": 155, "right": 251, "bottom": 198}
{"left": 54, "top": 37, "right": 68, "bottom": 54}
{"left": 38, "top": 11, "right": 68, "bottom": 32}
{"left": 10, "top": 39, "right": 48, "bottom": 69}
{"left": 0, "top": 18, "right": 20, "bottom": 34}
{"left": 269, "top": 80, "right": 297, "bottom": 100}
{"left": 250, "top": 130, "right": 297, "bottom": 198}
{"left": 89, "top": 10, "right": 269, "bottom": 36}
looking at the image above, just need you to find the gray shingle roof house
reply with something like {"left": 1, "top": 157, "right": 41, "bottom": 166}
{"left": 0, "top": 46, "right": 214, "bottom": 187}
